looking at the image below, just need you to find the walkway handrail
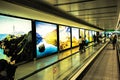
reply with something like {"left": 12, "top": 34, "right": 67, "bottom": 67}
{"left": 69, "top": 42, "right": 109, "bottom": 80}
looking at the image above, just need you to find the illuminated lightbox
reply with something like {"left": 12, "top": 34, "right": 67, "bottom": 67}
{"left": 71, "top": 28, "right": 79, "bottom": 47}
{"left": 80, "top": 29, "right": 84, "bottom": 38}
{"left": 0, "top": 15, "right": 32, "bottom": 63}
{"left": 89, "top": 30, "right": 93, "bottom": 42}
{"left": 85, "top": 30, "right": 89, "bottom": 41}
{"left": 59, "top": 25, "right": 71, "bottom": 51}
{"left": 35, "top": 21, "right": 58, "bottom": 58}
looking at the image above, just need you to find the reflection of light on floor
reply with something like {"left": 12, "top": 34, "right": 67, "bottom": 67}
{"left": 84, "top": 52, "right": 88, "bottom": 59}
{"left": 89, "top": 47, "right": 93, "bottom": 54}
{"left": 36, "top": 55, "right": 58, "bottom": 69}
{"left": 52, "top": 64, "right": 60, "bottom": 80}
{"left": 72, "top": 53, "right": 80, "bottom": 66}
{"left": 27, "top": 66, "right": 53, "bottom": 80}
{"left": 59, "top": 50, "right": 71, "bottom": 59}
{"left": 59, "top": 57, "right": 72, "bottom": 75}
{"left": 72, "top": 47, "right": 79, "bottom": 54}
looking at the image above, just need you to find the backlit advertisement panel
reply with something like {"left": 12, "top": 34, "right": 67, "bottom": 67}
{"left": 59, "top": 25, "right": 71, "bottom": 51}
{"left": 0, "top": 15, "right": 32, "bottom": 63}
{"left": 89, "top": 30, "right": 93, "bottom": 42}
{"left": 85, "top": 30, "right": 89, "bottom": 41}
{"left": 71, "top": 28, "right": 79, "bottom": 47}
{"left": 80, "top": 29, "right": 84, "bottom": 38}
{"left": 35, "top": 21, "right": 58, "bottom": 58}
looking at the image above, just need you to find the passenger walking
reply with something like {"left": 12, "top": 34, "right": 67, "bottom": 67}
{"left": 96, "top": 35, "right": 100, "bottom": 44}
{"left": 79, "top": 36, "right": 83, "bottom": 52}
{"left": 93, "top": 35, "right": 97, "bottom": 43}
{"left": 82, "top": 38, "right": 86, "bottom": 52}
{"left": 112, "top": 35, "right": 117, "bottom": 50}
{"left": 110, "top": 35, "right": 113, "bottom": 43}
{"left": 79, "top": 36, "right": 86, "bottom": 53}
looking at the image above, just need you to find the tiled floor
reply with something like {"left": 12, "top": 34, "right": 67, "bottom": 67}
{"left": 15, "top": 43, "right": 104, "bottom": 80}
{"left": 81, "top": 43, "right": 119, "bottom": 80}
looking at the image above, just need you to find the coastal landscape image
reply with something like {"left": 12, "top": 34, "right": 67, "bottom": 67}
{"left": 0, "top": 15, "right": 32, "bottom": 63}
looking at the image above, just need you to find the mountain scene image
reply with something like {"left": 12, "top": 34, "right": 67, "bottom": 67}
{"left": 59, "top": 26, "right": 71, "bottom": 51}
{"left": 36, "top": 21, "right": 58, "bottom": 58}
{"left": 72, "top": 28, "right": 79, "bottom": 47}
{"left": 0, "top": 15, "right": 32, "bottom": 63}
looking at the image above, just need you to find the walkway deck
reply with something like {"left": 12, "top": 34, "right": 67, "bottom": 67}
{"left": 80, "top": 43, "right": 119, "bottom": 80}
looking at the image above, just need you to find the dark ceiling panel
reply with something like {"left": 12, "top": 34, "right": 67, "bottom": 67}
{"left": 75, "top": 11, "right": 117, "bottom": 16}
{"left": 67, "top": 5, "right": 117, "bottom": 12}
{"left": 54, "top": 0, "right": 96, "bottom": 6}
{"left": 82, "top": 15, "right": 117, "bottom": 19}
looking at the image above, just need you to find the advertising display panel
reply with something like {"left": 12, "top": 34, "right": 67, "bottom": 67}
{"left": 59, "top": 25, "right": 71, "bottom": 51}
{"left": 71, "top": 28, "right": 79, "bottom": 47}
{"left": 35, "top": 21, "right": 58, "bottom": 58}
{"left": 80, "top": 29, "right": 84, "bottom": 38}
{"left": 85, "top": 30, "right": 89, "bottom": 41}
{"left": 89, "top": 30, "right": 93, "bottom": 42}
{"left": 91, "top": 31, "right": 95, "bottom": 36}
{"left": 0, "top": 15, "right": 32, "bottom": 63}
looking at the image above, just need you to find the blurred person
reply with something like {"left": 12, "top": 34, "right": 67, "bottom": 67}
{"left": 112, "top": 35, "right": 117, "bottom": 50}
{"left": 0, "top": 59, "right": 17, "bottom": 80}
{"left": 82, "top": 38, "right": 86, "bottom": 52}
{"left": 0, "top": 59, "right": 8, "bottom": 80}
{"left": 79, "top": 36, "right": 83, "bottom": 52}
{"left": 110, "top": 35, "right": 113, "bottom": 43}
{"left": 93, "top": 35, "right": 97, "bottom": 43}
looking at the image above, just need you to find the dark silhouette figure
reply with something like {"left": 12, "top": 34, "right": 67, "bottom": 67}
{"left": 82, "top": 38, "right": 86, "bottom": 52}
{"left": 112, "top": 35, "right": 117, "bottom": 50}
{"left": 0, "top": 59, "right": 17, "bottom": 80}
{"left": 96, "top": 35, "right": 100, "bottom": 44}
{"left": 79, "top": 36, "right": 86, "bottom": 53}
{"left": 79, "top": 36, "right": 83, "bottom": 52}
{"left": 93, "top": 35, "right": 97, "bottom": 43}
{"left": 0, "top": 59, "right": 8, "bottom": 80}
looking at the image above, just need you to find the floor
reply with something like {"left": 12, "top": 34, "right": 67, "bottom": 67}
{"left": 15, "top": 43, "right": 104, "bottom": 80}
{"left": 81, "top": 43, "right": 119, "bottom": 80}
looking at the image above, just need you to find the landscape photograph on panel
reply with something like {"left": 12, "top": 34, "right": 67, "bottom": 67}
{"left": 0, "top": 15, "right": 32, "bottom": 63}
{"left": 71, "top": 27, "right": 79, "bottom": 47}
{"left": 80, "top": 29, "right": 85, "bottom": 38}
{"left": 35, "top": 21, "right": 58, "bottom": 58}
{"left": 59, "top": 25, "right": 71, "bottom": 51}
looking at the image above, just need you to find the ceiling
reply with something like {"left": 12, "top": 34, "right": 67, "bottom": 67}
{"left": 42, "top": 0, "right": 119, "bottom": 30}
